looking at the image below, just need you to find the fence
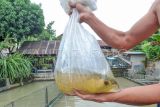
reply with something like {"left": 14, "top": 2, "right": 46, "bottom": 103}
{"left": 4, "top": 84, "right": 62, "bottom": 107}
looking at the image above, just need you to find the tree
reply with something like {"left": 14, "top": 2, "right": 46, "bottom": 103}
{"left": 0, "top": 0, "right": 45, "bottom": 42}
{"left": 0, "top": 0, "right": 43, "bottom": 86}
{"left": 25, "top": 21, "right": 57, "bottom": 41}
{"left": 0, "top": 36, "right": 16, "bottom": 54}
{"left": 46, "top": 21, "right": 56, "bottom": 36}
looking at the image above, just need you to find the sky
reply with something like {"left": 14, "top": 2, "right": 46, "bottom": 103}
{"left": 31, "top": 0, "right": 155, "bottom": 39}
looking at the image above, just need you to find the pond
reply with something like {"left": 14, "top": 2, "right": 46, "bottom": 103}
{"left": 51, "top": 77, "right": 156, "bottom": 107}
{"left": 0, "top": 81, "right": 53, "bottom": 107}
{"left": 0, "top": 78, "right": 156, "bottom": 107}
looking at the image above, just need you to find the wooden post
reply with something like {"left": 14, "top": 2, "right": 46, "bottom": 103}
{"left": 6, "top": 78, "right": 10, "bottom": 89}
{"left": 45, "top": 88, "right": 48, "bottom": 107}
{"left": 11, "top": 102, "right": 15, "bottom": 107}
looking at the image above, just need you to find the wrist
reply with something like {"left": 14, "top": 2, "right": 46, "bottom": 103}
{"left": 107, "top": 89, "right": 123, "bottom": 102}
{"left": 80, "top": 12, "right": 95, "bottom": 23}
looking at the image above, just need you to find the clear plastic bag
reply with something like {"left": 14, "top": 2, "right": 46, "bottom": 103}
{"left": 54, "top": 9, "right": 119, "bottom": 94}
{"left": 59, "top": 0, "right": 97, "bottom": 13}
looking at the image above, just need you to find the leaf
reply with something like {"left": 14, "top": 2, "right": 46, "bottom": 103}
{"left": 0, "top": 53, "right": 32, "bottom": 82}
{"left": 0, "top": 0, "right": 45, "bottom": 42}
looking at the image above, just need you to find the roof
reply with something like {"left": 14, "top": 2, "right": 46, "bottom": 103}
{"left": 106, "top": 56, "right": 131, "bottom": 69}
{"left": 19, "top": 41, "right": 60, "bottom": 56}
{"left": 124, "top": 51, "right": 145, "bottom": 55}
{"left": 19, "top": 40, "right": 111, "bottom": 55}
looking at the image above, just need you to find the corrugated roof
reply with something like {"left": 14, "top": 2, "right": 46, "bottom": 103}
{"left": 19, "top": 41, "right": 60, "bottom": 55}
{"left": 19, "top": 40, "right": 111, "bottom": 55}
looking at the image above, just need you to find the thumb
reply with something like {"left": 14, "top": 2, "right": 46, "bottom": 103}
{"left": 68, "top": 1, "right": 76, "bottom": 15}
{"left": 69, "top": 1, "right": 76, "bottom": 8}
{"left": 76, "top": 3, "right": 92, "bottom": 14}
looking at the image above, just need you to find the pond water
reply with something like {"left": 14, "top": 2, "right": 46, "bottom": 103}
{"left": 0, "top": 81, "right": 53, "bottom": 107}
{"left": 0, "top": 78, "right": 156, "bottom": 107}
{"left": 51, "top": 77, "right": 156, "bottom": 107}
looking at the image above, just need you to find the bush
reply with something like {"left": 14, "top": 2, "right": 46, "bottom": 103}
{"left": 0, "top": 53, "right": 32, "bottom": 82}
{"left": 142, "top": 34, "right": 160, "bottom": 61}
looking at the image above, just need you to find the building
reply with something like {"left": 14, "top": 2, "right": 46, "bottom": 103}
{"left": 122, "top": 51, "right": 146, "bottom": 78}
{"left": 19, "top": 40, "right": 112, "bottom": 78}
{"left": 19, "top": 41, "right": 61, "bottom": 80}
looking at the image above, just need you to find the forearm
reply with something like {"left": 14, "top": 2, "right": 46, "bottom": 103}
{"left": 82, "top": 7, "right": 158, "bottom": 50}
{"left": 83, "top": 14, "right": 127, "bottom": 49}
{"left": 109, "top": 84, "right": 160, "bottom": 105}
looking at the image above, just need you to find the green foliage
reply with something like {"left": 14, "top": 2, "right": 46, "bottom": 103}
{"left": 31, "top": 56, "right": 55, "bottom": 70}
{"left": 46, "top": 21, "right": 56, "bottom": 36}
{"left": 131, "top": 30, "right": 160, "bottom": 61}
{"left": 24, "top": 21, "right": 57, "bottom": 41}
{"left": 151, "top": 34, "right": 160, "bottom": 42}
{"left": 0, "top": 53, "right": 32, "bottom": 81}
{"left": 131, "top": 44, "right": 143, "bottom": 52}
{"left": 0, "top": 0, "right": 45, "bottom": 42}
{"left": 141, "top": 32, "right": 160, "bottom": 61}
{"left": 0, "top": 36, "right": 17, "bottom": 52}
{"left": 38, "top": 29, "right": 56, "bottom": 40}
{"left": 131, "top": 40, "right": 148, "bottom": 52}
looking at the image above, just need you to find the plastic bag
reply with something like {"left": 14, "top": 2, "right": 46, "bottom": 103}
{"left": 54, "top": 9, "right": 119, "bottom": 94}
{"left": 59, "top": 0, "right": 97, "bottom": 13}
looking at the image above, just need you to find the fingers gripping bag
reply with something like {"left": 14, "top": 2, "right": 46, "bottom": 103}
{"left": 59, "top": 0, "right": 97, "bottom": 14}
{"left": 54, "top": 1, "right": 119, "bottom": 95}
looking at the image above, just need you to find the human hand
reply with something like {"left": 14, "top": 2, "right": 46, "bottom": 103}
{"left": 69, "top": 2, "right": 94, "bottom": 23}
{"left": 74, "top": 90, "right": 116, "bottom": 103}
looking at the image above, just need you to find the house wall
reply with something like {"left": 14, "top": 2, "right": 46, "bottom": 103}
{"left": 153, "top": 61, "right": 160, "bottom": 79}
{"left": 130, "top": 55, "right": 146, "bottom": 63}
{"left": 128, "top": 54, "right": 146, "bottom": 76}
{"left": 147, "top": 61, "right": 160, "bottom": 80}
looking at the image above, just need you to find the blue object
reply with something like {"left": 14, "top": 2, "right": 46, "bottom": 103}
{"left": 157, "top": 104, "right": 160, "bottom": 107}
